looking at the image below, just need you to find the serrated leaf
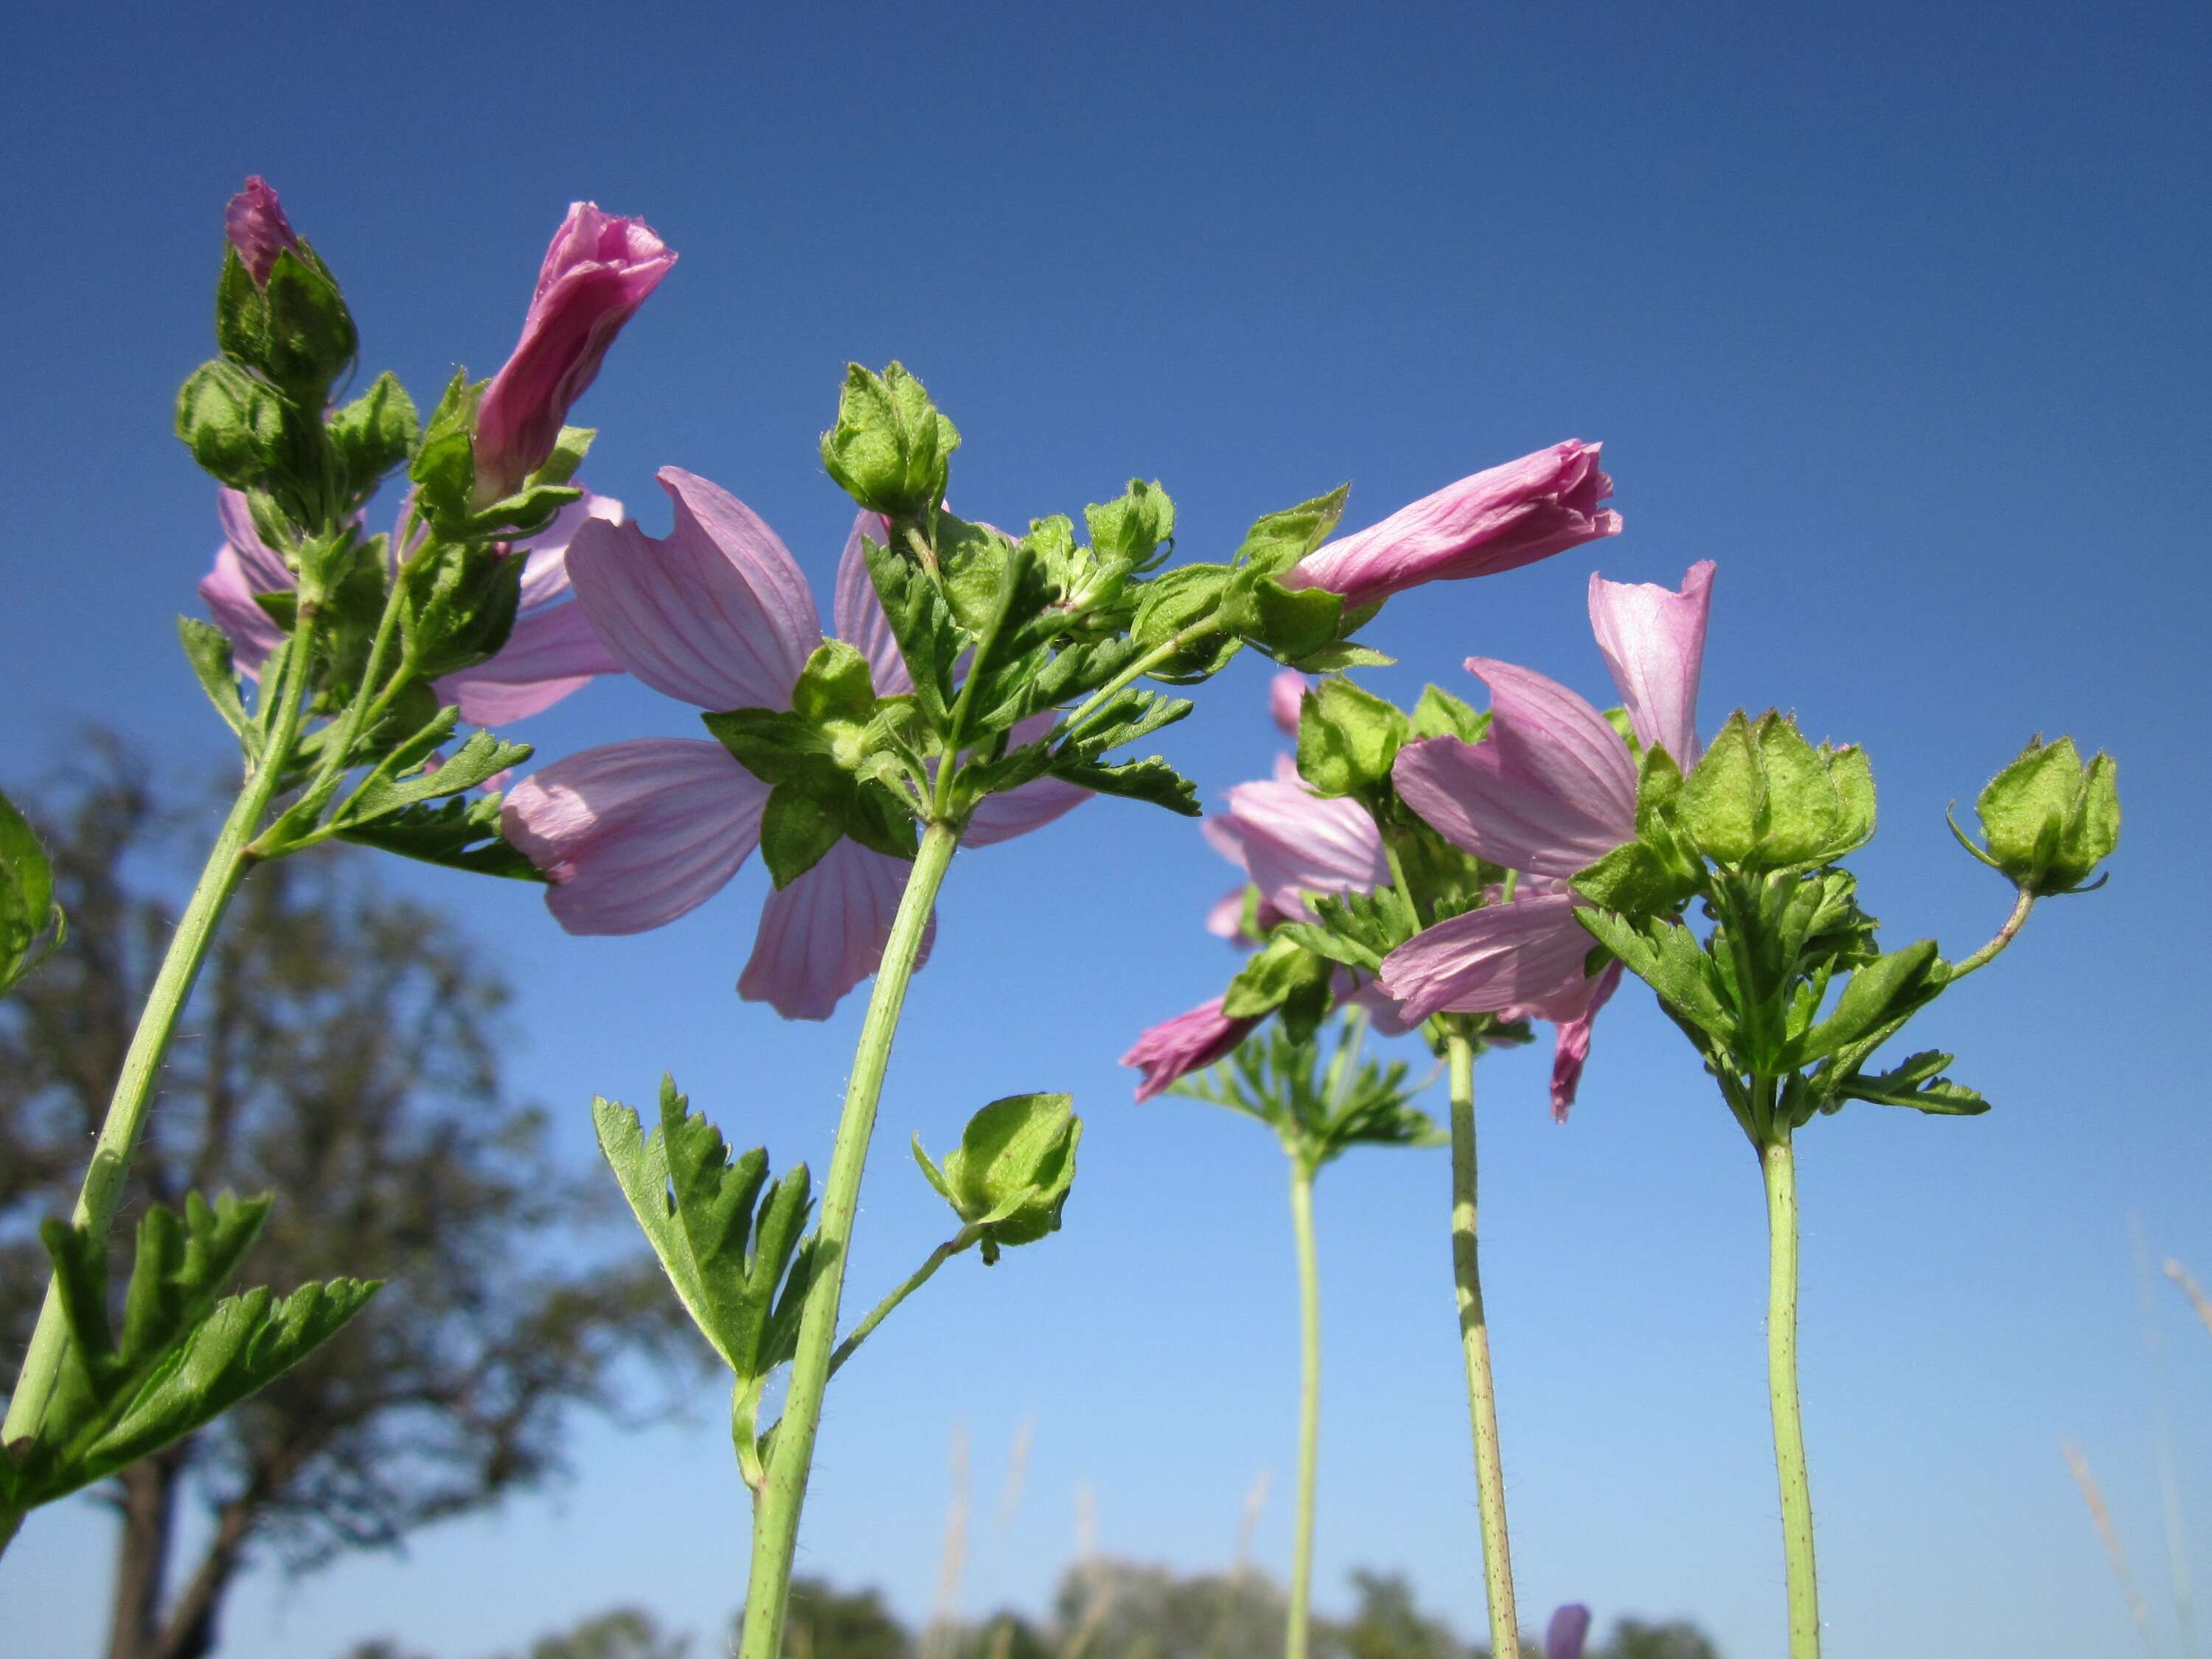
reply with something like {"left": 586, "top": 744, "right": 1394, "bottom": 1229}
{"left": 1295, "top": 676, "right": 1407, "bottom": 799}
{"left": 176, "top": 617, "right": 252, "bottom": 742}
{"left": 0, "top": 785, "right": 66, "bottom": 997}
{"left": 344, "top": 728, "right": 530, "bottom": 825}
{"left": 1835, "top": 1050, "right": 1990, "bottom": 1116}
{"left": 1047, "top": 754, "right": 1200, "bottom": 815}
{"left": 1798, "top": 939, "right": 1943, "bottom": 1062}
{"left": 335, "top": 792, "right": 546, "bottom": 882}
{"left": 1576, "top": 908, "right": 1735, "bottom": 1046}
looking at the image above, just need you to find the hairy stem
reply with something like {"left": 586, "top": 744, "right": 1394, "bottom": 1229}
{"left": 828, "top": 1223, "right": 982, "bottom": 1380}
{"left": 1287, "top": 1162, "right": 1322, "bottom": 1659}
{"left": 2, "top": 627, "right": 318, "bottom": 1460}
{"left": 737, "top": 821, "right": 961, "bottom": 1659}
{"left": 1763, "top": 1133, "right": 1822, "bottom": 1658}
{"left": 1447, "top": 1030, "right": 1520, "bottom": 1658}
{"left": 1948, "top": 888, "right": 2034, "bottom": 980}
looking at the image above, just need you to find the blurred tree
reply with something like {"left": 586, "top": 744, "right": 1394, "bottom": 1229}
{"left": 1324, "top": 1571, "right": 1470, "bottom": 1659}
{"left": 0, "top": 741, "right": 688, "bottom": 1659}
{"left": 507, "top": 1607, "right": 692, "bottom": 1659}
{"left": 1592, "top": 1621, "right": 1719, "bottom": 1659}
{"left": 779, "top": 1577, "right": 915, "bottom": 1659}
{"left": 1049, "top": 1558, "right": 1285, "bottom": 1659}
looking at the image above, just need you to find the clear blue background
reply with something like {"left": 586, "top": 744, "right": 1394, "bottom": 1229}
{"left": 4, "top": 3, "right": 2208, "bottom": 1655}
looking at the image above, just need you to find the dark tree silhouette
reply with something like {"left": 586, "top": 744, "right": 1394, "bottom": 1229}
{"left": 1, "top": 741, "right": 689, "bottom": 1659}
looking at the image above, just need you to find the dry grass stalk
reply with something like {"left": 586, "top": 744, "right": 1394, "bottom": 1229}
{"left": 2063, "top": 1439, "right": 2161, "bottom": 1658}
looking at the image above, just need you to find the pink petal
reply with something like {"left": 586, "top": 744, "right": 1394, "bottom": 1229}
{"left": 501, "top": 738, "right": 764, "bottom": 935}
{"left": 1541, "top": 959, "right": 1623, "bottom": 1121}
{"left": 737, "top": 838, "right": 936, "bottom": 1020}
{"left": 215, "top": 489, "right": 293, "bottom": 592}
{"left": 1588, "top": 560, "right": 1714, "bottom": 768}
{"left": 1121, "top": 996, "right": 1259, "bottom": 1102}
{"left": 832, "top": 509, "right": 910, "bottom": 695}
{"left": 512, "top": 490, "right": 625, "bottom": 612}
{"left": 1206, "top": 886, "right": 1251, "bottom": 941}
{"left": 198, "top": 543, "right": 288, "bottom": 678}
{"left": 567, "top": 467, "right": 823, "bottom": 712}
{"left": 1545, "top": 1606, "right": 1593, "bottom": 1659}
{"left": 1378, "top": 891, "right": 1599, "bottom": 1024}
{"left": 1269, "top": 671, "right": 1310, "bottom": 737}
{"left": 434, "top": 600, "right": 626, "bottom": 725}
{"left": 1284, "top": 441, "right": 1623, "bottom": 608}
{"left": 1222, "top": 770, "right": 1388, "bottom": 919}
{"left": 1392, "top": 660, "right": 1636, "bottom": 877}
{"left": 224, "top": 176, "right": 299, "bottom": 286}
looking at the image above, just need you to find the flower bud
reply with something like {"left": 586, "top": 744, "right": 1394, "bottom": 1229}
{"left": 215, "top": 178, "right": 358, "bottom": 402}
{"left": 819, "top": 362, "right": 961, "bottom": 521}
{"left": 474, "top": 204, "right": 675, "bottom": 507}
{"left": 1295, "top": 675, "right": 1408, "bottom": 799}
{"left": 223, "top": 176, "right": 299, "bottom": 288}
{"left": 911, "top": 1093, "right": 1081, "bottom": 1265}
{"left": 1677, "top": 710, "right": 1876, "bottom": 871}
{"left": 1965, "top": 736, "right": 2119, "bottom": 895}
{"left": 175, "top": 360, "right": 286, "bottom": 490}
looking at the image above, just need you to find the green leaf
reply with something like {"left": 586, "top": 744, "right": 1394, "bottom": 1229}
{"left": 1222, "top": 936, "right": 1335, "bottom": 1024}
{"left": 759, "top": 781, "right": 848, "bottom": 888}
{"left": 327, "top": 372, "right": 419, "bottom": 496}
{"left": 1576, "top": 907, "right": 1735, "bottom": 1047}
{"left": 1410, "top": 686, "right": 1490, "bottom": 744}
{"left": 1130, "top": 564, "right": 1232, "bottom": 650}
{"left": 1798, "top": 939, "right": 1944, "bottom": 1061}
{"left": 593, "top": 1080, "right": 815, "bottom": 1380}
{"left": 344, "top": 728, "right": 532, "bottom": 827}
{"left": 335, "top": 792, "right": 546, "bottom": 882}
{"left": 1084, "top": 479, "right": 1175, "bottom": 573}
{"left": 0, "top": 785, "right": 64, "bottom": 998}
{"left": 1231, "top": 487, "right": 1350, "bottom": 578}
{"left": 1835, "top": 1050, "right": 1990, "bottom": 1116}
{"left": 819, "top": 361, "right": 961, "bottom": 518}
{"left": 1295, "top": 676, "right": 1408, "bottom": 799}
{"left": 1284, "top": 640, "right": 1394, "bottom": 673}
{"left": 397, "top": 539, "right": 526, "bottom": 681}
{"left": 1047, "top": 754, "right": 1200, "bottom": 815}
{"left": 175, "top": 616, "right": 252, "bottom": 742}
{"left": 1569, "top": 841, "right": 1698, "bottom": 916}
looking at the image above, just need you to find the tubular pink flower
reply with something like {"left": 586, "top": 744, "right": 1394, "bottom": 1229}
{"left": 224, "top": 176, "right": 299, "bottom": 287}
{"left": 1122, "top": 997, "right": 1260, "bottom": 1102}
{"left": 473, "top": 203, "right": 676, "bottom": 504}
{"left": 198, "top": 488, "right": 625, "bottom": 720}
{"left": 1589, "top": 559, "right": 1715, "bottom": 768}
{"left": 1284, "top": 441, "right": 1621, "bottom": 610}
{"left": 1545, "top": 1606, "right": 1593, "bottom": 1659}
{"left": 518, "top": 477, "right": 1088, "bottom": 1019}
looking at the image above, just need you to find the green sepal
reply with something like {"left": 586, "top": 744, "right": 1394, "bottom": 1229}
{"left": 0, "top": 786, "right": 66, "bottom": 998}
{"left": 792, "top": 639, "right": 879, "bottom": 726}
{"left": 1970, "top": 736, "right": 2121, "bottom": 895}
{"left": 1569, "top": 841, "right": 1699, "bottom": 917}
{"left": 859, "top": 530, "right": 956, "bottom": 724}
{"left": 397, "top": 538, "right": 526, "bottom": 681}
{"left": 1130, "top": 564, "right": 1233, "bottom": 659}
{"left": 819, "top": 361, "right": 960, "bottom": 519}
{"left": 327, "top": 372, "right": 420, "bottom": 498}
{"left": 407, "top": 370, "right": 482, "bottom": 532}
{"left": 1083, "top": 479, "right": 1176, "bottom": 580}
{"left": 1295, "top": 676, "right": 1408, "bottom": 799}
{"left": 937, "top": 513, "right": 1018, "bottom": 635}
{"left": 1678, "top": 710, "right": 1874, "bottom": 872}
{"left": 592, "top": 1079, "right": 816, "bottom": 1381}
{"left": 915, "top": 1093, "right": 1082, "bottom": 1265}
{"left": 336, "top": 792, "right": 546, "bottom": 882}
{"left": 1750, "top": 713, "right": 1845, "bottom": 866}
{"left": 759, "top": 782, "right": 847, "bottom": 888}
{"left": 1239, "top": 577, "right": 1344, "bottom": 666}
{"left": 1222, "top": 936, "right": 1335, "bottom": 1041}
{"left": 1231, "top": 487, "right": 1349, "bottom": 578}
{"left": 1410, "top": 686, "right": 1490, "bottom": 744}
{"left": 213, "top": 246, "right": 268, "bottom": 366}
{"left": 258, "top": 246, "right": 358, "bottom": 400}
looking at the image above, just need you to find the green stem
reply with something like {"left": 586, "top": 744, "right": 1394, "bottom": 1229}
{"left": 1051, "top": 621, "right": 1222, "bottom": 749}
{"left": 827, "top": 1223, "right": 981, "bottom": 1380}
{"left": 1286, "top": 1162, "right": 1321, "bottom": 1659}
{"left": 2, "top": 626, "right": 318, "bottom": 1456}
{"left": 1948, "top": 888, "right": 2034, "bottom": 980}
{"left": 1762, "top": 1132, "right": 1821, "bottom": 1658}
{"left": 737, "top": 821, "right": 961, "bottom": 1659}
{"left": 1447, "top": 1030, "right": 1520, "bottom": 1659}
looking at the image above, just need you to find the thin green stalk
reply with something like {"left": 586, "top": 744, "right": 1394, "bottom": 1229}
{"left": 1949, "top": 888, "right": 2034, "bottom": 980}
{"left": 2, "top": 625, "right": 319, "bottom": 1455}
{"left": 1287, "top": 1162, "right": 1321, "bottom": 1659}
{"left": 1761, "top": 1132, "right": 1821, "bottom": 1659}
{"left": 737, "top": 820, "right": 961, "bottom": 1659}
{"left": 1051, "top": 620, "right": 1221, "bottom": 749}
{"left": 829, "top": 1222, "right": 982, "bottom": 1380}
{"left": 1447, "top": 1029, "right": 1520, "bottom": 1659}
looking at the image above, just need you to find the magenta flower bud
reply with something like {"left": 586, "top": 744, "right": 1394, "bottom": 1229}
{"left": 224, "top": 176, "right": 299, "bottom": 288}
{"left": 1286, "top": 441, "right": 1621, "bottom": 610}
{"left": 1121, "top": 998, "right": 1259, "bottom": 1102}
{"left": 473, "top": 203, "right": 677, "bottom": 505}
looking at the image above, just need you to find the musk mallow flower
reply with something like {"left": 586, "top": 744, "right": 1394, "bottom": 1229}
{"left": 501, "top": 467, "right": 1087, "bottom": 1020}
{"left": 473, "top": 203, "right": 677, "bottom": 506}
{"left": 1122, "top": 997, "right": 1260, "bottom": 1102}
{"left": 1380, "top": 561, "right": 1714, "bottom": 1116}
{"left": 197, "top": 487, "right": 628, "bottom": 724}
{"left": 224, "top": 175, "right": 299, "bottom": 287}
{"left": 1284, "top": 441, "right": 1621, "bottom": 611}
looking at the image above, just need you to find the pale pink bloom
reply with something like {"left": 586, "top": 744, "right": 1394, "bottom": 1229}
{"left": 1284, "top": 442, "right": 1621, "bottom": 610}
{"left": 1268, "top": 669, "right": 1308, "bottom": 737}
{"left": 197, "top": 489, "right": 627, "bottom": 724}
{"left": 1545, "top": 1605, "right": 1593, "bottom": 1659}
{"left": 473, "top": 203, "right": 676, "bottom": 505}
{"left": 1382, "top": 563, "right": 1714, "bottom": 1116}
{"left": 503, "top": 470, "right": 1085, "bottom": 1020}
{"left": 224, "top": 176, "right": 298, "bottom": 286}
{"left": 1122, "top": 997, "right": 1260, "bottom": 1102}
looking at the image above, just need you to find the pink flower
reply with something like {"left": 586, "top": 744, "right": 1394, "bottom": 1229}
{"left": 501, "top": 469, "right": 1088, "bottom": 1020}
{"left": 1268, "top": 669, "right": 1308, "bottom": 737}
{"left": 196, "top": 489, "right": 627, "bottom": 724}
{"left": 1121, "top": 997, "right": 1261, "bottom": 1102}
{"left": 1284, "top": 442, "right": 1621, "bottom": 610}
{"left": 224, "top": 176, "right": 299, "bottom": 287}
{"left": 1381, "top": 562, "right": 1714, "bottom": 1116}
{"left": 473, "top": 204, "right": 676, "bottom": 506}
{"left": 1545, "top": 1605, "right": 1593, "bottom": 1659}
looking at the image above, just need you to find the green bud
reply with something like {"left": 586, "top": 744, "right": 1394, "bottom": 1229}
{"left": 327, "top": 372, "right": 420, "bottom": 497}
{"left": 1678, "top": 710, "right": 1876, "bottom": 872}
{"left": 819, "top": 362, "right": 960, "bottom": 520}
{"left": 259, "top": 247, "right": 358, "bottom": 400}
{"left": 1296, "top": 676, "right": 1408, "bottom": 799}
{"left": 1964, "top": 736, "right": 2120, "bottom": 895}
{"left": 175, "top": 360, "right": 287, "bottom": 490}
{"left": 912, "top": 1093, "right": 1082, "bottom": 1265}
{"left": 1085, "top": 479, "right": 1175, "bottom": 574}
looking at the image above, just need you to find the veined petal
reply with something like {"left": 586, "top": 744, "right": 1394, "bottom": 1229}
{"left": 568, "top": 467, "right": 822, "bottom": 712}
{"left": 1223, "top": 771, "right": 1388, "bottom": 918}
{"left": 1121, "top": 997, "right": 1259, "bottom": 1102}
{"left": 502, "top": 738, "right": 763, "bottom": 935}
{"left": 738, "top": 838, "right": 935, "bottom": 1020}
{"left": 1589, "top": 560, "right": 1714, "bottom": 768}
{"left": 513, "top": 490, "right": 625, "bottom": 612}
{"left": 199, "top": 543, "right": 287, "bottom": 677}
{"left": 1393, "top": 660, "right": 1636, "bottom": 876}
{"left": 832, "top": 509, "right": 910, "bottom": 695}
{"left": 215, "top": 488, "right": 293, "bottom": 592}
{"left": 1540, "top": 959, "right": 1623, "bottom": 1121}
{"left": 1378, "top": 891, "right": 1599, "bottom": 1023}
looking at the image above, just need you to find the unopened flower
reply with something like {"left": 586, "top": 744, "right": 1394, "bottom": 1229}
{"left": 502, "top": 470, "right": 1085, "bottom": 1020}
{"left": 1545, "top": 1605, "right": 1593, "bottom": 1659}
{"left": 224, "top": 176, "right": 299, "bottom": 287}
{"left": 197, "top": 489, "right": 626, "bottom": 723}
{"left": 473, "top": 204, "right": 676, "bottom": 505}
{"left": 1382, "top": 562, "right": 1714, "bottom": 1115}
{"left": 1285, "top": 442, "right": 1621, "bottom": 610}
{"left": 1121, "top": 997, "right": 1260, "bottom": 1102}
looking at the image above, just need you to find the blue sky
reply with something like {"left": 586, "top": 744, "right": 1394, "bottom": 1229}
{"left": 4, "top": 2, "right": 2209, "bottom": 1655}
